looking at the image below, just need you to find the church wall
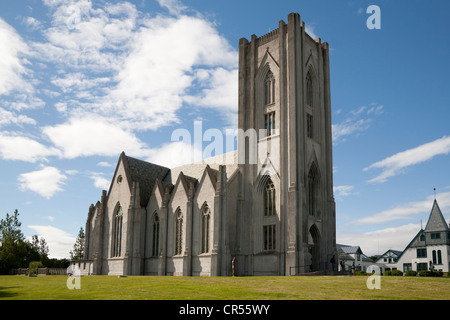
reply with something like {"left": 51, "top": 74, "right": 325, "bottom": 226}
{"left": 102, "top": 159, "right": 131, "bottom": 275}
{"left": 166, "top": 181, "right": 189, "bottom": 275}
{"left": 144, "top": 188, "right": 164, "bottom": 274}
{"left": 191, "top": 172, "right": 216, "bottom": 276}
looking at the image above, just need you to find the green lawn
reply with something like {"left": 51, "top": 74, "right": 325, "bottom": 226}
{"left": 0, "top": 275, "right": 449, "bottom": 300}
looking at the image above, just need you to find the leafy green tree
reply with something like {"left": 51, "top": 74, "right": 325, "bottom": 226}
{"left": 0, "top": 210, "right": 39, "bottom": 274}
{"left": 31, "top": 235, "right": 50, "bottom": 265}
{"left": 69, "top": 227, "right": 85, "bottom": 260}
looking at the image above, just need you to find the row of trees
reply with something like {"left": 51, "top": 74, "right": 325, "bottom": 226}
{"left": 0, "top": 209, "right": 83, "bottom": 274}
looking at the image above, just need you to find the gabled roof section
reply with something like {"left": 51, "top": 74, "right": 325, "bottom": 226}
{"left": 336, "top": 244, "right": 362, "bottom": 255}
{"left": 108, "top": 152, "right": 170, "bottom": 207}
{"left": 425, "top": 199, "right": 449, "bottom": 232}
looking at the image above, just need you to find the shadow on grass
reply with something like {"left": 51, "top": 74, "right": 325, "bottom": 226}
{"left": 0, "top": 287, "right": 21, "bottom": 299}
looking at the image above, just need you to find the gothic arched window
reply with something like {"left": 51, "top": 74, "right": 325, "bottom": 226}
{"left": 112, "top": 205, "right": 123, "bottom": 257}
{"left": 175, "top": 209, "right": 183, "bottom": 255}
{"left": 152, "top": 212, "right": 160, "bottom": 257}
{"left": 201, "top": 205, "right": 211, "bottom": 254}
{"left": 264, "top": 179, "right": 276, "bottom": 216}
{"left": 306, "top": 72, "right": 313, "bottom": 107}
{"left": 308, "top": 163, "right": 320, "bottom": 217}
{"left": 265, "top": 71, "right": 275, "bottom": 105}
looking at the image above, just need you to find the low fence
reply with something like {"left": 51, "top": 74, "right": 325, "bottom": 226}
{"left": 11, "top": 268, "right": 67, "bottom": 275}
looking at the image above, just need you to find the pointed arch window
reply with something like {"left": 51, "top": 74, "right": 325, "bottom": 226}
{"left": 201, "top": 205, "right": 211, "bottom": 254}
{"left": 112, "top": 205, "right": 123, "bottom": 257}
{"left": 308, "top": 163, "right": 320, "bottom": 217}
{"left": 175, "top": 209, "right": 183, "bottom": 255}
{"left": 265, "top": 71, "right": 275, "bottom": 105}
{"left": 306, "top": 72, "right": 313, "bottom": 107}
{"left": 152, "top": 212, "right": 160, "bottom": 257}
{"left": 264, "top": 179, "right": 276, "bottom": 216}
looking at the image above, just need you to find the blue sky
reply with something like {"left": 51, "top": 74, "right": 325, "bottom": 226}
{"left": 0, "top": 0, "right": 449, "bottom": 258}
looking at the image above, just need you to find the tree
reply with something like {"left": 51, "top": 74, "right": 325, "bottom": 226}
{"left": 69, "top": 227, "right": 85, "bottom": 260}
{"left": 31, "top": 235, "right": 50, "bottom": 265}
{"left": 0, "top": 210, "right": 39, "bottom": 274}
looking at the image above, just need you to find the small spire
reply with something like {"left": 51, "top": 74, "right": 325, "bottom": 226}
{"left": 433, "top": 188, "right": 436, "bottom": 200}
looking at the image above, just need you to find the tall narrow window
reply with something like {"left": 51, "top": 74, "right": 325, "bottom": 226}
{"left": 306, "top": 113, "right": 313, "bottom": 138}
{"left": 308, "top": 163, "right": 319, "bottom": 217}
{"left": 201, "top": 205, "right": 211, "bottom": 254}
{"left": 264, "top": 179, "right": 276, "bottom": 216}
{"left": 265, "top": 112, "right": 275, "bottom": 137}
{"left": 265, "top": 71, "right": 275, "bottom": 105}
{"left": 175, "top": 209, "right": 183, "bottom": 255}
{"left": 152, "top": 213, "right": 160, "bottom": 257}
{"left": 438, "top": 250, "right": 442, "bottom": 265}
{"left": 264, "top": 224, "right": 276, "bottom": 250}
{"left": 432, "top": 250, "right": 437, "bottom": 265}
{"left": 306, "top": 72, "right": 313, "bottom": 107}
{"left": 112, "top": 205, "right": 123, "bottom": 257}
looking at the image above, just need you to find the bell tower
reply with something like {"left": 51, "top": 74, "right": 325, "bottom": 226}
{"left": 237, "top": 12, "right": 336, "bottom": 275}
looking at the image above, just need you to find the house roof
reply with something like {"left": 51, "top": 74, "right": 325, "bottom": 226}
{"left": 425, "top": 199, "right": 449, "bottom": 232}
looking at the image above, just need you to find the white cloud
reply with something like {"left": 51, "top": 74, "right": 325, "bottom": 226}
{"left": 332, "top": 104, "right": 383, "bottom": 144}
{"left": 338, "top": 223, "right": 421, "bottom": 257}
{"left": 146, "top": 140, "right": 203, "bottom": 169}
{"left": 333, "top": 185, "right": 356, "bottom": 200}
{"left": 353, "top": 191, "right": 450, "bottom": 225}
{"left": 156, "top": 0, "right": 188, "bottom": 16}
{"left": 18, "top": 166, "right": 67, "bottom": 199}
{"left": 0, "top": 107, "right": 36, "bottom": 127}
{"left": 90, "top": 174, "right": 111, "bottom": 190}
{"left": 32, "top": 1, "right": 238, "bottom": 136}
{"left": 364, "top": 136, "right": 450, "bottom": 183}
{"left": 23, "top": 17, "right": 43, "bottom": 31}
{"left": 0, "top": 132, "right": 61, "bottom": 162}
{"left": 27, "top": 225, "right": 75, "bottom": 259}
{"left": 0, "top": 18, "right": 32, "bottom": 95}
{"left": 42, "top": 116, "right": 151, "bottom": 159}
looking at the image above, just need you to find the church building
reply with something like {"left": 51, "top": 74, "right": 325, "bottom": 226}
{"left": 78, "top": 12, "right": 336, "bottom": 276}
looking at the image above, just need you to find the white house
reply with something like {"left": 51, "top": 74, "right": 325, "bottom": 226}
{"left": 377, "top": 200, "right": 450, "bottom": 273}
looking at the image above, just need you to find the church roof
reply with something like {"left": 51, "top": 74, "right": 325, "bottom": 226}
{"left": 118, "top": 152, "right": 170, "bottom": 207}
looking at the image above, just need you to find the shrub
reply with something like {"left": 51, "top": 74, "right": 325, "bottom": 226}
{"left": 405, "top": 270, "right": 417, "bottom": 277}
{"left": 28, "top": 261, "right": 44, "bottom": 276}
{"left": 432, "top": 271, "right": 443, "bottom": 277}
{"left": 390, "top": 270, "right": 403, "bottom": 276}
{"left": 355, "top": 270, "right": 367, "bottom": 276}
{"left": 384, "top": 270, "right": 391, "bottom": 276}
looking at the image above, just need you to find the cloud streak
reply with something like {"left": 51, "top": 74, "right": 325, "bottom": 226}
{"left": 364, "top": 136, "right": 450, "bottom": 183}
{"left": 352, "top": 191, "right": 450, "bottom": 225}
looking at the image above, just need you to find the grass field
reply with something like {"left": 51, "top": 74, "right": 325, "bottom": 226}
{"left": 0, "top": 275, "right": 449, "bottom": 300}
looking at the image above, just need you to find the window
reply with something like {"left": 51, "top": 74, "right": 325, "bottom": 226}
{"left": 416, "top": 248, "right": 427, "bottom": 258}
{"left": 152, "top": 213, "right": 159, "bottom": 257}
{"left": 432, "top": 250, "right": 437, "bottom": 264}
{"left": 438, "top": 250, "right": 442, "bottom": 265}
{"left": 264, "top": 224, "right": 276, "bottom": 250}
{"left": 403, "top": 263, "right": 412, "bottom": 272}
{"left": 265, "top": 112, "right": 275, "bottom": 137}
{"left": 307, "top": 113, "right": 313, "bottom": 138}
{"left": 306, "top": 72, "right": 313, "bottom": 107}
{"left": 201, "top": 205, "right": 211, "bottom": 254}
{"left": 308, "top": 163, "right": 319, "bottom": 216}
{"left": 265, "top": 71, "right": 275, "bottom": 105}
{"left": 175, "top": 209, "right": 183, "bottom": 255}
{"left": 112, "top": 205, "right": 123, "bottom": 257}
{"left": 431, "top": 233, "right": 441, "bottom": 239}
{"left": 420, "top": 234, "right": 425, "bottom": 241}
{"left": 264, "top": 179, "right": 276, "bottom": 216}
{"left": 417, "top": 262, "right": 427, "bottom": 272}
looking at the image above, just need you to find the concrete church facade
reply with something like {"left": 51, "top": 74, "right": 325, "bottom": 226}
{"left": 78, "top": 13, "right": 336, "bottom": 276}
